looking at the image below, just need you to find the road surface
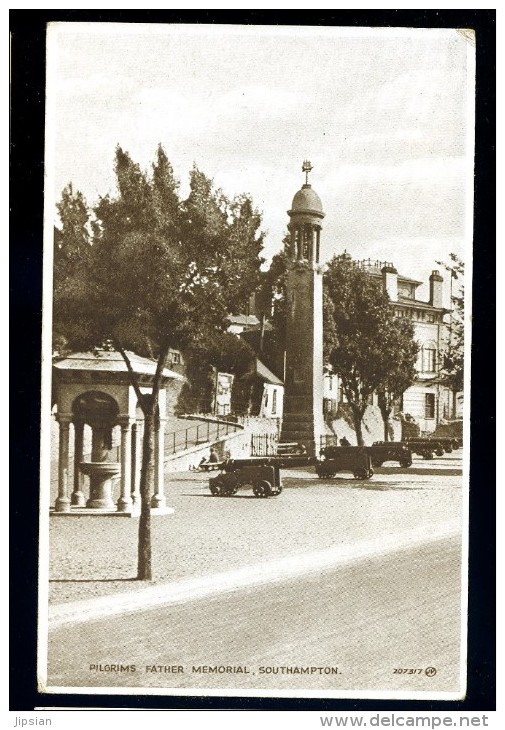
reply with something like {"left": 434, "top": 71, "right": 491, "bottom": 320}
{"left": 47, "top": 533, "right": 462, "bottom": 695}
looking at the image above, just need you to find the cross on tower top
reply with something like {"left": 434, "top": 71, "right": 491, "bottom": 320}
{"left": 302, "top": 160, "right": 313, "bottom": 185}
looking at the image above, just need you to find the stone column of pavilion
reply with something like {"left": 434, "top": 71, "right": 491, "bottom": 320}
{"left": 151, "top": 414, "right": 167, "bottom": 508}
{"left": 55, "top": 414, "right": 72, "bottom": 512}
{"left": 117, "top": 417, "right": 134, "bottom": 512}
{"left": 280, "top": 161, "right": 325, "bottom": 456}
{"left": 130, "top": 420, "right": 142, "bottom": 508}
{"left": 71, "top": 419, "right": 86, "bottom": 506}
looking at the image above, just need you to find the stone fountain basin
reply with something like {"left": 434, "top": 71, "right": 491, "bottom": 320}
{"left": 79, "top": 461, "right": 120, "bottom": 478}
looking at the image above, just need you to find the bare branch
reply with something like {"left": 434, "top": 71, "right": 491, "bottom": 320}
{"left": 151, "top": 342, "right": 170, "bottom": 404}
{"left": 112, "top": 336, "right": 146, "bottom": 411}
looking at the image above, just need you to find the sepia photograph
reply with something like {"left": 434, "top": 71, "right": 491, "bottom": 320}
{"left": 36, "top": 22, "right": 476, "bottom": 701}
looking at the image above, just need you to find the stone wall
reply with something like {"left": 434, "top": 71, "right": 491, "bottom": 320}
{"left": 164, "top": 429, "right": 251, "bottom": 473}
{"left": 234, "top": 415, "right": 281, "bottom": 436}
{"left": 326, "top": 404, "right": 402, "bottom": 445}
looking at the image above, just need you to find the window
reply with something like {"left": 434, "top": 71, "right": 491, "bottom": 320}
{"left": 272, "top": 389, "right": 277, "bottom": 415}
{"left": 264, "top": 389, "right": 269, "bottom": 411}
{"left": 423, "top": 346, "right": 437, "bottom": 373}
{"left": 425, "top": 393, "right": 436, "bottom": 419}
{"left": 170, "top": 351, "right": 181, "bottom": 364}
{"left": 302, "top": 230, "right": 309, "bottom": 259}
{"left": 294, "top": 229, "right": 301, "bottom": 259}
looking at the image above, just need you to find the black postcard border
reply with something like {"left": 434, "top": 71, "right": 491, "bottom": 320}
{"left": 9, "top": 8, "right": 496, "bottom": 713}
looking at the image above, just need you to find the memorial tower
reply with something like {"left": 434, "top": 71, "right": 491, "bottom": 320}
{"left": 280, "top": 161, "right": 325, "bottom": 455}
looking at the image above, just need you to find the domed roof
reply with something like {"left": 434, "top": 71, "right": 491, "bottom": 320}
{"left": 289, "top": 184, "right": 324, "bottom": 217}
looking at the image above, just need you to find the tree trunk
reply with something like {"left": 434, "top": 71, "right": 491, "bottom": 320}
{"left": 137, "top": 410, "right": 155, "bottom": 580}
{"left": 383, "top": 414, "right": 389, "bottom": 442}
{"left": 115, "top": 340, "right": 168, "bottom": 582}
{"left": 377, "top": 393, "right": 391, "bottom": 442}
{"left": 351, "top": 409, "right": 365, "bottom": 446}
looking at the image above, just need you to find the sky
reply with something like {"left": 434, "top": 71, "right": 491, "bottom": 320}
{"left": 47, "top": 24, "right": 475, "bottom": 305}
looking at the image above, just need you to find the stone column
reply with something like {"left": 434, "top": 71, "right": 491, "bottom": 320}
{"left": 71, "top": 420, "right": 86, "bottom": 506}
{"left": 311, "top": 227, "right": 317, "bottom": 263}
{"left": 130, "top": 422, "right": 140, "bottom": 507}
{"left": 117, "top": 419, "right": 133, "bottom": 512}
{"left": 151, "top": 416, "right": 166, "bottom": 508}
{"left": 55, "top": 416, "right": 71, "bottom": 512}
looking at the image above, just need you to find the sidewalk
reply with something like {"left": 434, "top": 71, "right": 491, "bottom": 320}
{"left": 46, "top": 454, "right": 464, "bottom": 610}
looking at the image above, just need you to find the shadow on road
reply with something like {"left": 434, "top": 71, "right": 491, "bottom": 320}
{"left": 181, "top": 493, "right": 264, "bottom": 499}
{"left": 285, "top": 480, "right": 426, "bottom": 491}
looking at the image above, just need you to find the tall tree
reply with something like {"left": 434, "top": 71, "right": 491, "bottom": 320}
{"left": 54, "top": 146, "right": 265, "bottom": 579}
{"left": 324, "top": 254, "right": 418, "bottom": 445}
{"left": 53, "top": 183, "right": 93, "bottom": 354}
{"left": 376, "top": 319, "right": 419, "bottom": 441}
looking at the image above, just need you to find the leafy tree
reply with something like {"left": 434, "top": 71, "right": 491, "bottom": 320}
{"left": 436, "top": 254, "right": 465, "bottom": 395}
{"left": 254, "top": 239, "right": 291, "bottom": 375}
{"left": 53, "top": 183, "right": 93, "bottom": 354}
{"left": 376, "top": 319, "right": 419, "bottom": 440}
{"left": 324, "top": 254, "right": 418, "bottom": 445}
{"left": 54, "top": 145, "right": 264, "bottom": 580}
{"left": 178, "top": 331, "right": 255, "bottom": 415}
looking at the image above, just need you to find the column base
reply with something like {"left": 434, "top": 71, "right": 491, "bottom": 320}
{"left": 54, "top": 497, "right": 71, "bottom": 513}
{"left": 117, "top": 496, "right": 133, "bottom": 513}
{"left": 70, "top": 490, "right": 86, "bottom": 507}
{"left": 150, "top": 494, "right": 166, "bottom": 509}
{"left": 86, "top": 498, "right": 116, "bottom": 509}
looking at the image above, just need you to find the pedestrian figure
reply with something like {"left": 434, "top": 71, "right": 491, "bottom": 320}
{"left": 340, "top": 436, "right": 351, "bottom": 447}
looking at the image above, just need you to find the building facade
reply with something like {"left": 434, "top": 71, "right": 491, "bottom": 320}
{"left": 355, "top": 260, "right": 453, "bottom": 432}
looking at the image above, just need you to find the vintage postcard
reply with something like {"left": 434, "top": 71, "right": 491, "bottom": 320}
{"left": 38, "top": 23, "right": 475, "bottom": 700}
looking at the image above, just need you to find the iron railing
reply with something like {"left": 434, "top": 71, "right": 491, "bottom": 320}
{"left": 164, "top": 419, "right": 242, "bottom": 457}
{"left": 250, "top": 432, "right": 279, "bottom": 456}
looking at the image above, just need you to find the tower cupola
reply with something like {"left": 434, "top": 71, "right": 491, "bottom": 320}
{"left": 287, "top": 160, "right": 325, "bottom": 264}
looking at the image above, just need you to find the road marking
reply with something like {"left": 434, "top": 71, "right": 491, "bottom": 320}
{"left": 48, "top": 519, "right": 461, "bottom": 630}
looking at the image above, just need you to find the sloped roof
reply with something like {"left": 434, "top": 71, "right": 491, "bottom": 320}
{"left": 397, "top": 274, "right": 423, "bottom": 286}
{"left": 366, "top": 268, "right": 422, "bottom": 286}
{"left": 255, "top": 358, "right": 283, "bottom": 385}
{"left": 53, "top": 350, "right": 184, "bottom": 380}
{"left": 228, "top": 314, "right": 260, "bottom": 327}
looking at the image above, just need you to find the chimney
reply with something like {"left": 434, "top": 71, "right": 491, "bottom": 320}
{"left": 381, "top": 265, "right": 398, "bottom": 302}
{"left": 429, "top": 270, "right": 444, "bottom": 308}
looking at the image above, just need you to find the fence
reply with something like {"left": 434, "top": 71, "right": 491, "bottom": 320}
{"left": 251, "top": 432, "right": 279, "bottom": 456}
{"left": 164, "top": 419, "right": 242, "bottom": 457}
